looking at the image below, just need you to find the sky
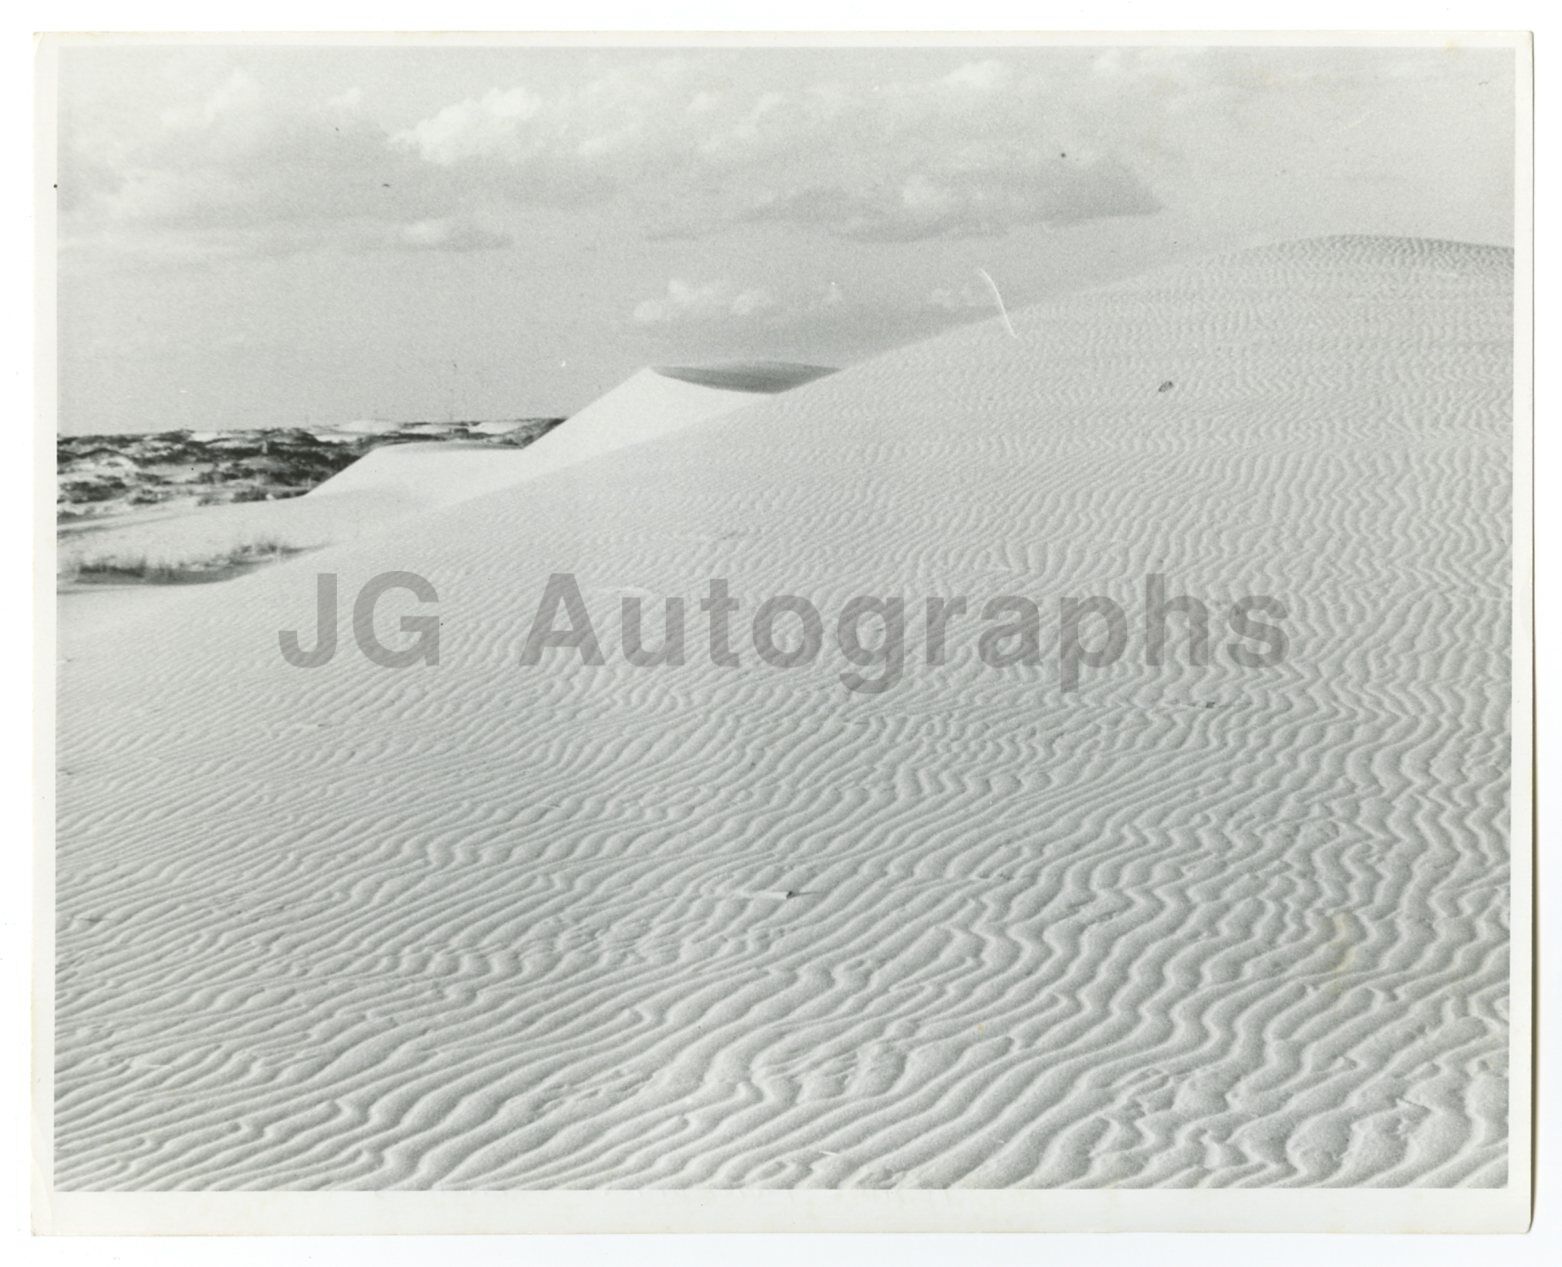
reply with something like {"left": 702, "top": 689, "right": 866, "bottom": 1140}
{"left": 53, "top": 41, "right": 1517, "bottom": 434}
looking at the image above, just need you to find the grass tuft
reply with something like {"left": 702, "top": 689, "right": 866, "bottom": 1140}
{"left": 63, "top": 537, "right": 304, "bottom": 585}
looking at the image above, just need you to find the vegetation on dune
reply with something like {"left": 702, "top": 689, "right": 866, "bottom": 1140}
{"left": 63, "top": 537, "right": 305, "bottom": 586}
{"left": 56, "top": 419, "right": 565, "bottom": 521}
{"left": 57, "top": 418, "right": 568, "bottom": 587}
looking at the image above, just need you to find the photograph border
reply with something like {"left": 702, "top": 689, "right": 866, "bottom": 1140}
{"left": 31, "top": 27, "right": 1536, "bottom": 1236}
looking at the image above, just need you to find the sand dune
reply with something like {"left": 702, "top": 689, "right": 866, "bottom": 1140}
{"left": 495, "top": 363, "right": 835, "bottom": 484}
{"left": 55, "top": 238, "right": 1512, "bottom": 1191}
{"left": 57, "top": 364, "right": 828, "bottom": 596}
{"left": 307, "top": 440, "right": 543, "bottom": 507}
{"left": 306, "top": 363, "right": 827, "bottom": 505}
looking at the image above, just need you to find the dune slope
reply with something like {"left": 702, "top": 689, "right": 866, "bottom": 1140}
{"left": 306, "top": 364, "right": 825, "bottom": 504}
{"left": 492, "top": 363, "right": 835, "bottom": 484}
{"left": 55, "top": 238, "right": 1513, "bottom": 1190}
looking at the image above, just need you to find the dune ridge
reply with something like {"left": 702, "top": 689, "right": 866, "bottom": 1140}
{"left": 55, "top": 237, "right": 1512, "bottom": 1190}
{"left": 307, "top": 364, "right": 833, "bottom": 502}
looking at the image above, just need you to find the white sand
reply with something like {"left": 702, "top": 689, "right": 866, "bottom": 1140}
{"left": 55, "top": 238, "right": 1512, "bottom": 1190}
{"left": 303, "top": 363, "right": 789, "bottom": 507}
{"left": 499, "top": 364, "right": 831, "bottom": 484}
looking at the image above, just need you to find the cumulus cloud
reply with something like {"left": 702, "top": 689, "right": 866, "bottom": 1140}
{"left": 58, "top": 65, "right": 511, "bottom": 259}
{"left": 69, "top": 51, "right": 1167, "bottom": 257}
{"left": 61, "top": 46, "right": 1508, "bottom": 265}
{"left": 632, "top": 278, "right": 785, "bottom": 327}
{"left": 393, "top": 54, "right": 1166, "bottom": 239}
{"left": 82, "top": 47, "right": 1450, "bottom": 262}
{"left": 738, "top": 158, "right": 1157, "bottom": 241}
{"left": 629, "top": 274, "right": 1015, "bottom": 350}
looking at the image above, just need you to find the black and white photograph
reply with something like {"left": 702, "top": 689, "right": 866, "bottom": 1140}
{"left": 33, "top": 29, "right": 1533, "bottom": 1236}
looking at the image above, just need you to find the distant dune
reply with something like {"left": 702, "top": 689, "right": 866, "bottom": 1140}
{"left": 308, "top": 362, "right": 833, "bottom": 507}
{"left": 502, "top": 362, "right": 836, "bottom": 480}
{"left": 55, "top": 238, "right": 1512, "bottom": 1191}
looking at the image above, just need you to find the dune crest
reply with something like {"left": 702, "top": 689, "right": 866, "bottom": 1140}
{"left": 305, "top": 364, "right": 827, "bottom": 506}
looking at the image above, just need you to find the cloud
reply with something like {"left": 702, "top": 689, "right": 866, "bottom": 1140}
{"left": 737, "top": 158, "right": 1158, "bottom": 241}
{"left": 68, "top": 53, "right": 1132, "bottom": 260}
{"left": 630, "top": 275, "right": 1009, "bottom": 348}
{"left": 393, "top": 216, "right": 513, "bottom": 252}
{"left": 394, "top": 55, "right": 1165, "bottom": 240}
{"left": 72, "top": 46, "right": 1484, "bottom": 263}
{"left": 58, "top": 65, "right": 513, "bottom": 259}
{"left": 398, "top": 86, "right": 544, "bottom": 167}
{"left": 631, "top": 278, "right": 784, "bottom": 327}
{"left": 394, "top": 61, "right": 701, "bottom": 206}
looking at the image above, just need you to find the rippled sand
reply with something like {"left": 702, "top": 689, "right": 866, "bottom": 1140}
{"left": 55, "top": 237, "right": 1513, "bottom": 1190}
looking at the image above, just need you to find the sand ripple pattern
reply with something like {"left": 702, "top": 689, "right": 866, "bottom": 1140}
{"left": 55, "top": 237, "right": 1512, "bottom": 1189}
